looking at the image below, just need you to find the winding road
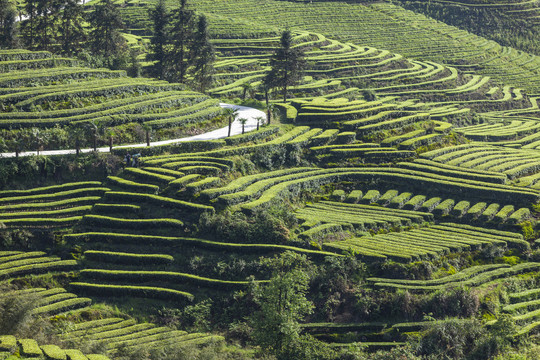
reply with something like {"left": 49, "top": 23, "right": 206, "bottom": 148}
{"left": 0, "top": 104, "right": 266, "bottom": 158}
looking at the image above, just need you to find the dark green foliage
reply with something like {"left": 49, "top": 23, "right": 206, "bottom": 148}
{"left": 59, "top": 0, "right": 86, "bottom": 56}
{"left": 20, "top": 0, "right": 38, "bottom": 48}
{"left": 148, "top": 0, "right": 168, "bottom": 80}
{"left": 0, "top": 0, "right": 17, "bottom": 49}
{"left": 189, "top": 15, "right": 215, "bottom": 93}
{"left": 0, "top": 293, "right": 38, "bottom": 335}
{"left": 199, "top": 206, "right": 296, "bottom": 244}
{"left": 264, "top": 30, "right": 307, "bottom": 102}
{"left": 312, "top": 254, "right": 367, "bottom": 321}
{"left": 417, "top": 319, "right": 486, "bottom": 359}
{"left": 167, "top": 0, "right": 195, "bottom": 83}
{"left": 88, "top": 0, "right": 126, "bottom": 58}
{"left": 249, "top": 252, "right": 317, "bottom": 360}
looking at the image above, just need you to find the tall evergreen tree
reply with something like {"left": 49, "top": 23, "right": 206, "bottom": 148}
{"left": 88, "top": 0, "right": 126, "bottom": 58}
{"left": 148, "top": 0, "right": 168, "bottom": 79}
{"left": 59, "top": 0, "right": 86, "bottom": 55}
{"left": 189, "top": 14, "right": 215, "bottom": 93}
{"left": 264, "top": 30, "right": 306, "bottom": 102}
{"left": 0, "top": 0, "right": 18, "bottom": 49}
{"left": 168, "top": 0, "right": 194, "bottom": 83}
{"left": 34, "top": 0, "right": 61, "bottom": 51}
{"left": 20, "top": 0, "right": 37, "bottom": 48}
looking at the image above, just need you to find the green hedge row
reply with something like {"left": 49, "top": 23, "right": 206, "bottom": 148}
{"left": 185, "top": 177, "right": 221, "bottom": 195}
{"left": 398, "top": 133, "right": 444, "bottom": 150}
{"left": 199, "top": 167, "right": 316, "bottom": 202}
{"left": 0, "top": 49, "right": 52, "bottom": 61}
{"left": 0, "top": 90, "right": 199, "bottom": 120}
{"left": 436, "top": 223, "right": 528, "bottom": 249}
{"left": 325, "top": 225, "right": 498, "bottom": 263}
{"left": 296, "top": 102, "right": 397, "bottom": 123}
{"left": 372, "top": 262, "right": 540, "bottom": 291}
{"left": 381, "top": 129, "right": 426, "bottom": 147}
{"left": 238, "top": 168, "right": 539, "bottom": 212}
{"left": 0, "top": 57, "right": 76, "bottom": 74}
{"left": 310, "top": 129, "right": 339, "bottom": 146}
{"left": 0, "top": 187, "right": 110, "bottom": 205}
{"left": 80, "top": 269, "right": 263, "bottom": 290}
{"left": 32, "top": 297, "right": 92, "bottom": 316}
{"left": 224, "top": 125, "right": 280, "bottom": 146}
{"left": 0, "top": 205, "right": 92, "bottom": 219}
{"left": 64, "top": 232, "right": 339, "bottom": 257}
{"left": 15, "top": 79, "right": 182, "bottom": 108}
{"left": 0, "top": 216, "right": 83, "bottom": 228}
{"left": 169, "top": 174, "right": 202, "bottom": 190}
{"left": 102, "top": 191, "right": 214, "bottom": 215}
{"left": 63, "top": 318, "right": 136, "bottom": 339}
{"left": 92, "top": 203, "right": 141, "bottom": 215}
{"left": 19, "top": 339, "right": 42, "bottom": 357}
{"left": 144, "top": 155, "right": 235, "bottom": 168}
{"left": 368, "top": 264, "right": 509, "bottom": 286}
{"left": 162, "top": 161, "right": 230, "bottom": 173}
{"left": 399, "top": 159, "right": 508, "bottom": 184}
{"left": 0, "top": 181, "right": 103, "bottom": 198}
{"left": 0, "top": 259, "right": 78, "bottom": 280}
{"left": 143, "top": 106, "right": 223, "bottom": 129}
{"left": 0, "top": 196, "right": 101, "bottom": 212}
{"left": 84, "top": 250, "right": 174, "bottom": 265}
{"left": 113, "top": 140, "right": 226, "bottom": 158}
{"left": 355, "top": 113, "right": 430, "bottom": 135}
{"left": 321, "top": 200, "right": 433, "bottom": 222}
{"left": 123, "top": 168, "right": 176, "bottom": 185}
{"left": 0, "top": 67, "right": 125, "bottom": 88}
{"left": 388, "top": 192, "right": 413, "bottom": 208}
{"left": 81, "top": 215, "right": 184, "bottom": 230}
{"left": 70, "top": 282, "right": 195, "bottom": 302}
{"left": 40, "top": 344, "right": 68, "bottom": 360}
{"left": 106, "top": 176, "right": 159, "bottom": 194}
{"left": 0, "top": 335, "right": 16, "bottom": 351}
{"left": 236, "top": 167, "right": 540, "bottom": 211}
{"left": 141, "top": 167, "right": 185, "bottom": 177}
{"left": 286, "top": 128, "right": 324, "bottom": 148}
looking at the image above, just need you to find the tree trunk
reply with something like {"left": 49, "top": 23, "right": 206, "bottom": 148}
{"left": 257, "top": 119, "right": 260, "bottom": 131}
{"left": 93, "top": 136, "right": 97, "bottom": 151}
{"left": 265, "top": 88, "right": 269, "bottom": 106}
{"left": 146, "top": 130, "right": 150, "bottom": 146}
{"left": 228, "top": 117, "right": 232, "bottom": 137}
{"left": 109, "top": 136, "right": 113, "bottom": 152}
{"left": 267, "top": 108, "right": 272, "bottom": 125}
{"left": 283, "top": 85, "right": 287, "bottom": 102}
{"left": 242, "top": 123, "right": 245, "bottom": 134}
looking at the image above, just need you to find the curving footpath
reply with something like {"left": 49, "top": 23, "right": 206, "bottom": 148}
{"left": 0, "top": 104, "right": 266, "bottom": 158}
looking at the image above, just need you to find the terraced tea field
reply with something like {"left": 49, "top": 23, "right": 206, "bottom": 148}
{"left": 3, "top": 0, "right": 540, "bottom": 357}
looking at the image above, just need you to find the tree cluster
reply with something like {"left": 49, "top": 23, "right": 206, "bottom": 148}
{"left": 149, "top": 0, "right": 215, "bottom": 92}
{"left": 0, "top": 0, "right": 130, "bottom": 67}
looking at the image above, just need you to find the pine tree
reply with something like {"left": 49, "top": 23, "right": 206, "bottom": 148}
{"left": 88, "top": 0, "right": 126, "bottom": 58}
{"left": 20, "top": 0, "right": 37, "bottom": 48}
{"left": 0, "top": 0, "right": 18, "bottom": 49}
{"left": 189, "top": 14, "right": 215, "bottom": 93}
{"left": 264, "top": 30, "right": 306, "bottom": 102}
{"left": 59, "top": 0, "right": 86, "bottom": 55}
{"left": 168, "top": 0, "right": 194, "bottom": 83}
{"left": 148, "top": 0, "right": 168, "bottom": 80}
{"left": 34, "top": 0, "right": 62, "bottom": 51}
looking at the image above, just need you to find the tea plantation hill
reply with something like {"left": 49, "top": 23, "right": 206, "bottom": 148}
{"left": 0, "top": 49, "right": 223, "bottom": 154}
{"left": 118, "top": 0, "right": 540, "bottom": 95}
{"left": 3, "top": 0, "right": 540, "bottom": 358}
